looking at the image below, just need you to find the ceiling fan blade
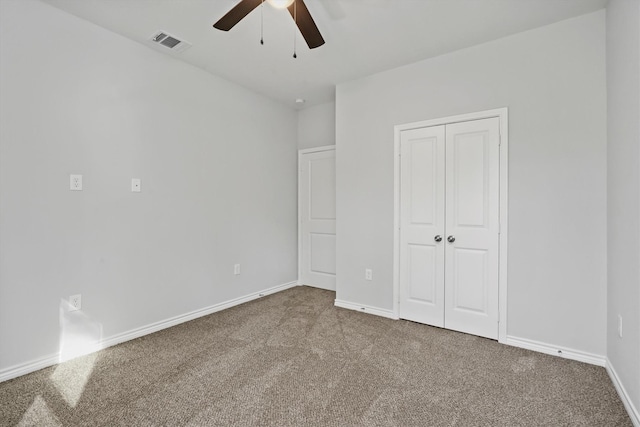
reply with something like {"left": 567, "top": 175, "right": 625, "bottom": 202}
{"left": 213, "top": 0, "right": 262, "bottom": 31}
{"left": 287, "top": 0, "right": 325, "bottom": 49}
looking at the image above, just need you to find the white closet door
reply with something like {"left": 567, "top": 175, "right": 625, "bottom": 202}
{"left": 398, "top": 117, "right": 500, "bottom": 340}
{"left": 399, "top": 126, "right": 446, "bottom": 326}
{"left": 444, "top": 117, "right": 500, "bottom": 339}
{"left": 299, "top": 149, "right": 336, "bottom": 290}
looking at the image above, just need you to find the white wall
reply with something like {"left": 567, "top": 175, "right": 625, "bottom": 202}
{"left": 297, "top": 102, "right": 336, "bottom": 150}
{"left": 0, "top": 0, "right": 298, "bottom": 372}
{"left": 336, "top": 11, "right": 607, "bottom": 356}
{"left": 606, "top": 0, "right": 640, "bottom": 415}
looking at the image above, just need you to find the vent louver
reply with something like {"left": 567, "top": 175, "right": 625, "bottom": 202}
{"left": 149, "top": 31, "right": 192, "bottom": 53}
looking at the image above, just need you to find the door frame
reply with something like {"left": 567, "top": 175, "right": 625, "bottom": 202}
{"left": 393, "top": 108, "right": 509, "bottom": 343}
{"left": 298, "top": 145, "right": 336, "bottom": 287}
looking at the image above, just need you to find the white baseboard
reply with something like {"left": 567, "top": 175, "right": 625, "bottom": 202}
{"left": 101, "top": 281, "right": 298, "bottom": 350}
{"left": 334, "top": 299, "right": 397, "bottom": 320}
{"left": 504, "top": 336, "right": 606, "bottom": 366}
{"left": 606, "top": 359, "right": 640, "bottom": 426}
{"left": 0, "top": 353, "right": 61, "bottom": 384}
{"left": 0, "top": 281, "right": 298, "bottom": 383}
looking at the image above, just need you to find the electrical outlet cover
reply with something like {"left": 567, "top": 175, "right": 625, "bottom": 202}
{"left": 70, "top": 174, "right": 83, "bottom": 191}
{"left": 69, "top": 294, "right": 81, "bottom": 311}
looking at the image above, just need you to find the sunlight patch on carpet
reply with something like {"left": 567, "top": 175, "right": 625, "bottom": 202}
{"left": 51, "top": 352, "right": 99, "bottom": 407}
{"left": 17, "top": 395, "right": 62, "bottom": 427}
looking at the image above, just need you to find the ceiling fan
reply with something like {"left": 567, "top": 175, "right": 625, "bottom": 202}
{"left": 213, "top": 0, "right": 325, "bottom": 49}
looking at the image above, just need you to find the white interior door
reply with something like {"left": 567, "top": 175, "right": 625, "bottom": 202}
{"left": 399, "top": 117, "right": 500, "bottom": 340}
{"left": 444, "top": 118, "right": 500, "bottom": 339}
{"left": 399, "top": 126, "right": 445, "bottom": 326}
{"left": 299, "top": 148, "right": 336, "bottom": 291}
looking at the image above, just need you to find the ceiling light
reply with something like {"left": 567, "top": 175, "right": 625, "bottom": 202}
{"left": 267, "top": 0, "right": 295, "bottom": 9}
{"left": 295, "top": 98, "right": 305, "bottom": 104}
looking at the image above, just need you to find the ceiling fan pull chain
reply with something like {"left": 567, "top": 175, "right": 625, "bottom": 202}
{"left": 292, "top": 0, "right": 297, "bottom": 58}
{"left": 260, "top": 0, "right": 264, "bottom": 45}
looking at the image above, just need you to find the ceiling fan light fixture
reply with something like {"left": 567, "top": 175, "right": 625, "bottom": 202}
{"left": 213, "top": 0, "right": 324, "bottom": 49}
{"left": 267, "top": 0, "right": 295, "bottom": 9}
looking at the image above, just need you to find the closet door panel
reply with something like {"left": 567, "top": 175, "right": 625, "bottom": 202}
{"left": 444, "top": 117, "right": 500, "bottom": 340}
{"left": 398, "top": 126, "right": 445, "bottom": 326}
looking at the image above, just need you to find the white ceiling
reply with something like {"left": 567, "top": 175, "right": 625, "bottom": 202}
{"left": 41, "top": 0, "right": 607, "bottom": 109}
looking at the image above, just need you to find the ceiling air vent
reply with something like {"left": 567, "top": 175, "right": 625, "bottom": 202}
{"left": 149, "top": 31, "right": 192, "bottom": 53}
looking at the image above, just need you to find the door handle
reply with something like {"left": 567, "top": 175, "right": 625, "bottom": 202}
{"left": 447, "top": 235, "right": 456, "bottom": 243}
{"left": 434, "top": 235, "right": 442, "bottom": 243}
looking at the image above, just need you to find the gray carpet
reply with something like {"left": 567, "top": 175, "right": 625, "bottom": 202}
{"left": 0, "top": 286, "right": 631, "bottom": 426}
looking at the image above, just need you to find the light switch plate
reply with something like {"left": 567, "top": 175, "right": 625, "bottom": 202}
{"left": 131, "top": 178, "right": 141, "bottom": 192}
